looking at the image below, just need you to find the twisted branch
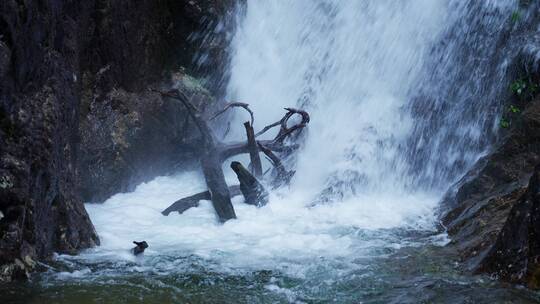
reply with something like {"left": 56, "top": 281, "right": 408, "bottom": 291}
{"left": 211, "top": 102, "right": 254, "bottom": 126}
{"left": 255, "top": 108, "right": 310, "bottom": 143}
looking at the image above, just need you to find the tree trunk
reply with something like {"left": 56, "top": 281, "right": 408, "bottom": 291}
{"left": 244, "top": 121, "right": 263, "bottom": 177}
{"left": 201, "top": 151, "right": 237, "bottom": 222}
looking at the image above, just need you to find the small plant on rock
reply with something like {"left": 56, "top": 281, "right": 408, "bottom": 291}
{"left": 510, "top": 79, "right": 527, "bottom": 96}
{"left": 510, "top": 78, "right": 539, "bottom": 101}
{"left": 509, "top": 104, "right": 521, "bottom": 114}
{"left": 500, "top": 118, "right": 510, "bottom": 129}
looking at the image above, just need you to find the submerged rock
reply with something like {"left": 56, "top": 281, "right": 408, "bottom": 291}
{"left": 132, "top": 241, "right": 149, "bottom": 256}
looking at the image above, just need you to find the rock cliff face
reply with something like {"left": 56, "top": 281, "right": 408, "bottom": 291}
{"left": 0, "top": 0, "right": 235, "bottom": 281}
{"left": 478, "top": 164, "right": 540, "bottom": 288}
{"left": 439, "top": 1, "right": 540, "bottom": 287}
{"left": 79, "top": 73, "right": 215, "bottom": 203}
{"left": 442, "top": 90, "right": 540, "bottom": 287}
{"left": 0, "top": 0, "right": 99, "bottom": 282}
{"left": 77, "top": 0, "right": 236, "bottom": 202}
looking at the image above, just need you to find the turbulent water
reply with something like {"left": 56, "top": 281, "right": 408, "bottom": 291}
{"left": 6, "top": 1, "right": 540, "bottom": 303}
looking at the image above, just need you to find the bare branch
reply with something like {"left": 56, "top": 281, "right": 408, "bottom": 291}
{"left": 258, "top": 142, "right": 295, "bottom": 186}
{"left": 255, "top": 108, "right": 310, "bottom": 143}
{"left": 219, "top": 140, "right": 300, "bottom": 161}
{"left": 211, "top": 102, "right": 254, "bottom": 126}
{"left": 255, "top": 121, "right": 281, "bottom": 137}
{"left": 274, "top": 108, "right": 310, "bottom": 143}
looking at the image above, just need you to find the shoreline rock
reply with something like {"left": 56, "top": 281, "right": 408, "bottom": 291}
{"left": 442, "top": 97, "right": 540, "bottom": 286}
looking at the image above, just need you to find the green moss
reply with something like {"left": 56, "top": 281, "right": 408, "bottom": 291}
{"left": 511, "top": 78, "right": 539, "bottom": 97}
{"left": 500, "top": 118, "right": 510, "bottom": 129}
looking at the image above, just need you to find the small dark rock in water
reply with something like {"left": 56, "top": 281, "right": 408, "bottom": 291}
{"left": 132, "top": 241, "right": 149, "bottom": 255}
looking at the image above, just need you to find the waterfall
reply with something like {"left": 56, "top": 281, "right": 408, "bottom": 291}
{"left": 226, "top": 0, "right": 519, "bottom": 202}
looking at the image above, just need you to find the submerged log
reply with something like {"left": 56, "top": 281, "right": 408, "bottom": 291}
{"left": 231, "top": 161, "right": 269, "bottom": 207}
{"left": 162, "top": 185, "right": 242, "bottom": 216}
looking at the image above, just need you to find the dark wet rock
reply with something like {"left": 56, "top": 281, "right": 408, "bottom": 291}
{"left": 0, "top": 0, "right": 99, "bottom": 282}
{"left": 78, "top": 72, "right": 215, "bottom": 203}
{"left": 442, "top": 98, "right": 540, "bottom": 282}
{"left": 132, "top": 241, "right": 148, "bottom": 256}
{"left": 442, "top": 98, "right": 540, "bottom": 213}
{"left": 75, "top": 0, "right": 238, "bottom": 202}
{"left": 477, "top": 164, "right": 540, "bottom": 288}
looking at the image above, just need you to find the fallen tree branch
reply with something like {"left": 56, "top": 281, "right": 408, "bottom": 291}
{"left": 231, "top": 161, "right": 269, "bottom": 207}
{"left": 219, "top": 140, "right": 300, "bottom": 161}
{"left": 211, "top": 102, "right": 254, "bottom": 126}
{"left": 274, "top": 108, "right": 310, "bottom": 143}
{"left": 258, "top": 142, "right": 295, "bottom": 187}
{"left": 162, "top": 185, "right": 241, "bottom": 216}
{"left": 255, "top": 108, "right": 310, "bottom": 143}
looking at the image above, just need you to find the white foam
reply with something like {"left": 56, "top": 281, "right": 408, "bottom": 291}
{"left": 82, "top": 170, "right": 439, "bottom": 274}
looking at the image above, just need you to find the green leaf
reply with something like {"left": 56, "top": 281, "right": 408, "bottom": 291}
{"left": 509, "top": 105, "right": 520, "bottom": 113}
{"left": 500, "top": 118, "right": 510, "bottom": 129}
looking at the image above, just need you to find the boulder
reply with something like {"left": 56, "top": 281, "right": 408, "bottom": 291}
{"left": 441, "top": 98, "right": 540, "bottom": 281}
{"left": 477, "top": 164, "right": 540, "bottom": 288}
{"left": 0, "top": 0, "right": 99, "bottom": 282}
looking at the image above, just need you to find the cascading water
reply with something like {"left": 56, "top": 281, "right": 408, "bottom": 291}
{"left": 226, "top": 0, "right": 449, "bottom": 203}
{"left": 15, "top": 1, "right": 540, "bottom": 303}
{"left": 226, "top": 0, "right": 520, "bottom": 202}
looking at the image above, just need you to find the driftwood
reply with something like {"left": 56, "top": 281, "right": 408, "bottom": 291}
{"left": 255, "top": 107, "right": 310, "bottom": 143}
{"left": 258, "top": 143, "right": 295, "bottom": 187}
{"left": 153, "top": 88, "right": 309, "bottom": 222}
{"left": 162, "top": 185, "right": 242, "bottom": 216}
{"left": 244, "top": 122, "right": 263, "bottom": 177}
{"left": 231, "top": 161, "right": 269, "bottom": 207}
